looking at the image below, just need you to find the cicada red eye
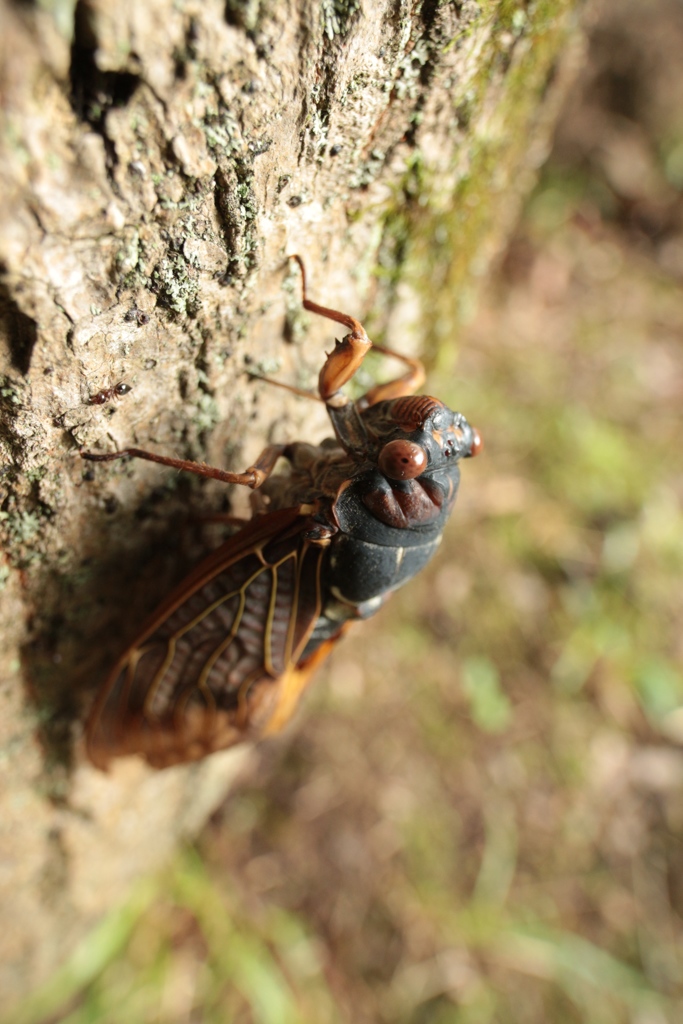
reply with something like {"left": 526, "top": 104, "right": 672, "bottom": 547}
{"left": 470, "top": 428, "right": 483, "bottom": 457}
{"left": 378, "top": 439, "right": 428, "bottom": 480}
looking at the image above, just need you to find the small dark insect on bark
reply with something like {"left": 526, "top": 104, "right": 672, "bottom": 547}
{"left": 80, "top": 256, "right": 481, "bottom": 770}
{"left": 87, "top": 382, "right": 133, "bottom": 406}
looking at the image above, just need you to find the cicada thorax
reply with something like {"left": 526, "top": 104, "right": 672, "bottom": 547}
{"left": 258, "top": 440, "right": 360, "bottom": 512}
{"left": 324, "top": 472, "right": 452, "bottom": 608}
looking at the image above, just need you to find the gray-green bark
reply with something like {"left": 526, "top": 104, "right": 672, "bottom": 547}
{"left": 0, "top": 0, "right": 582, "bottom": 1007}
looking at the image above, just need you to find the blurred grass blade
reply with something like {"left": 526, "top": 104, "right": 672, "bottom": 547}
{"left": 3, "top": 878, "right": 159, "bottom": 1024}
{"left": 472, "top": 800, "right": 518, "bottom": 908}
{"left": 461, "top": 656, "right": 512, "bottom": 733}
{"left": 494, "top": 925, "right": 671, "bottom": 1013}
{"left": 172, "top": 850, "right": 309, "bottom": 1024}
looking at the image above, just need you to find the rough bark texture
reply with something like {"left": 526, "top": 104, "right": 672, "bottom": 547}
{"left": 0, "top": 0, "right": 582, "bottom": 1006}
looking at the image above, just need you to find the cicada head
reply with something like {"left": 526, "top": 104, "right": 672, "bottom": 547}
{"left": 361, "top": 395, "right": 481, "bottom": 481}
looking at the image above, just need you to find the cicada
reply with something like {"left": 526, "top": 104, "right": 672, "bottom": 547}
{"left": 82, "top": 257, "right": 481, "bottom": 769}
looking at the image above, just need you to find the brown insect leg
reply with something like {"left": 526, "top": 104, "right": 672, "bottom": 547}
{"left": 249, "top": 373, "right": 323, "bottom": 403}
{"left": 356, "top": 344, "right": 426, "bottom": 409}
{"left": 81, "top": 444, "right": 289, "bottom": 489}
{"left": 291, "top": 255, "right": 372, "bottom": 408}
{"left": 290, "top": 258, "right": 426, "bottom": 411}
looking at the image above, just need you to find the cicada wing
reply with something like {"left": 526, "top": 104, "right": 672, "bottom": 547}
{"left": 261, "top": 624, "right": 351, "bottom": 738}
{"left": 86, "top": 507, "right": 331, "bottom": 769}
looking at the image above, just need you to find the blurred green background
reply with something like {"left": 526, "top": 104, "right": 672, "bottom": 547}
{"left": 12, "top": 0, "right": 683, "bottom": 1021}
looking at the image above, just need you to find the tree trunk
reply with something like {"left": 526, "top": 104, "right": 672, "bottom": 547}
{"left": 0, "top": 0, "right": 582, "bottom": 1006}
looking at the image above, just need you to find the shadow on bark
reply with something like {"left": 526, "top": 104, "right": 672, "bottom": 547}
{"left": 0, "top": 282, "right": 38, "bottom": 376}
{"left": 19, "top": 473, "right": 215, "bottom": 789}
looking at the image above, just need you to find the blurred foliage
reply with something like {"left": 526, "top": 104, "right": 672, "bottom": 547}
{"left": 7, "top": 0, "right": 683, "bottom": 1022}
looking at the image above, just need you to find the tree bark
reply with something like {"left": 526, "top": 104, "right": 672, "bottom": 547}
{"left": 0, "top": 0, "right": 582, "bottom": 1006}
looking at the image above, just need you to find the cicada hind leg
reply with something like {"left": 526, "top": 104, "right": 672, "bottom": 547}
{"left": 80, "top": 442, "right": 290, "bottom": 490}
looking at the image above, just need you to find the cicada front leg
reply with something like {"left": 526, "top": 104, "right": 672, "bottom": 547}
{"left": 290, "top": 256, "right": 428, "bottom": 454}
{"left": 290, "top": 255, "right": 372, "bottom": 409}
